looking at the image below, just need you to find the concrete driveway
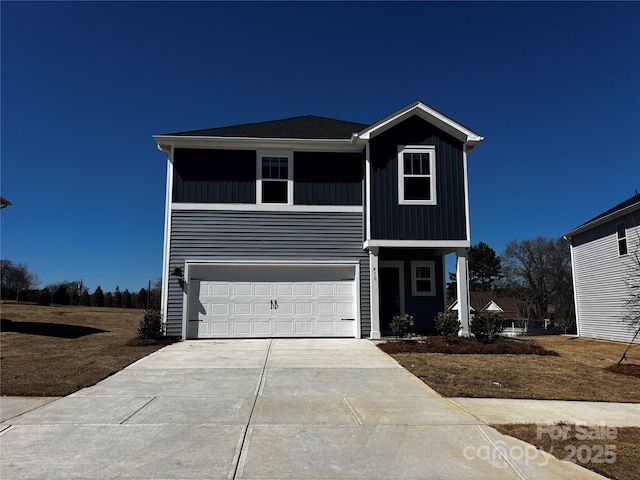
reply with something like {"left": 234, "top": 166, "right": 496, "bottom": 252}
{"left": 1, "top": 339, "right": 604, "bottom": 479}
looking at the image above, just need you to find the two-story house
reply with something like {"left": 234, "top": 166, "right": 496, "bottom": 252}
{"left": 565, "top": 193, "right": 640, "bottom": 342}
{"left": 154, "top": 100, "right": 483, "bottom": 339}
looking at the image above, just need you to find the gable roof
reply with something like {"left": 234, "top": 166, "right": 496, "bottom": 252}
{"left": 355, "top": 100, "right": 484, "bottom": 152}
{"left": 565, "top": 192, "right": 640, "bottom": 238}
{"left": 154, "top": 100, "right": 483, "bottom": 153}
{"left": 164, "top": 115, "right": 368, "bottom": 140}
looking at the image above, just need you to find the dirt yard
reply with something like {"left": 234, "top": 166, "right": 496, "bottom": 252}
{"left": 381, "top": 335, "right": 640, "bottom": 402}
{"left": 1, "top": 304, "right": 170, "bottom": 396}
{"left": 379, "top": 335, "right": 640, "bottom": 480}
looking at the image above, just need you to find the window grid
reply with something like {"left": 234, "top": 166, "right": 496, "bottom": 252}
{"left": 617, "top": 222, "right": 628, "bottom": 256}
{"left": 398, "top": 146, "right": 436, "bottom": 205}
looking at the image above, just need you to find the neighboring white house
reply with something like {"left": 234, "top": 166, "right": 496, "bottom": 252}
{"left": 565, "top": 193, "right": 640, "bottom": 343}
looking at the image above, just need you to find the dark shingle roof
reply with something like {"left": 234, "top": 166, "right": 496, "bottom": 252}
{"left": 165, "top": 115, "right": 368, "bottom": 140}
{"left": 574, "top": 192, "right": 640, "bottom": 230}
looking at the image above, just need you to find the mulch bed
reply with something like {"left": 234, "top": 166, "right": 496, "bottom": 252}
{"left": 378, "top": 336, "right": 559, "bottom": 355}
{"left": 605, "top": 363, "right": 640, "bottom": 379}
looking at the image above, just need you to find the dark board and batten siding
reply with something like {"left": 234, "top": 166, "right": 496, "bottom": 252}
{"left": 173, "top": 148, "right": 364, "bottom": 207}
{"left": 166, "top": 210, "right": 370, "bottom": 337}
{"left": 370, "top": 116, "right": 467, "bottom": 240}
{"left": 173, "top": 148, "right": 256, "bottom": 204}
{"left": 294, "top": 152, "right": 363, "bottom": 206}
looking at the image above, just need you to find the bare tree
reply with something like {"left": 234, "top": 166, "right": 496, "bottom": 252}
{"left": 0, "top": 260, "right": 40, "bottom": 302}
{"left": 501, "top": 237, "right": 574, "bottom": 327}
{"left": 618, "top": 232, "right": 640, "bottom": 364}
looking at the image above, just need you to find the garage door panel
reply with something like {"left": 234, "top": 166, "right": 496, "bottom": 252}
{"left": 190, "top": 267, "right": 356, "bottom": 338}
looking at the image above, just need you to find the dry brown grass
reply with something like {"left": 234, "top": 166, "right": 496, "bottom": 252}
{"left": 0, "top": 304, "right": 171, "bottom": 396}
{"left": 384, "top": 335, "right": 640, "bottom": 402}
{"left": 493, "top": 424, "right": 640, "bottom": 480}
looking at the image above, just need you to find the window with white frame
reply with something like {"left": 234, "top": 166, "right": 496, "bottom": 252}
{"left": 398, "top": 146, "right": 436, "bottom": 205}
{"left": 411, "top": 260, "right": 436, "bottom": 296}
{"left": 617, "top": 222, "right": 628, "bottom": 256}
{"left": 257, "top": 151, "right": 293, "bottom": 204}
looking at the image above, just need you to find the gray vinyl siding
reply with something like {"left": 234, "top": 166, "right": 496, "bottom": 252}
{"left": 166, "top": 210, "right": 370, "bottom": 337}
{"left": 370, "top": 116, "right": 467, "bottom": 240}
{"left": 572, "top": 211, "right": 640, "bottom": 343}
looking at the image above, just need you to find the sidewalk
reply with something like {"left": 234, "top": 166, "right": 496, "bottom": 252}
{"left": 449, "top": 398, "right": 640, "bottom": 427}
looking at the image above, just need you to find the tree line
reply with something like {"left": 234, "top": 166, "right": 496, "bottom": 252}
{"left": 447, "top": 237, "right": 575, "bottom": 331}
{"left": 0, "top": 260, "right": 160, "bottom": 309}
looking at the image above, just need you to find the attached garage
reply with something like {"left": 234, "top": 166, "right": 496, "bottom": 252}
{"left": 184, "top": 263, "right": 359, "bottom": 339}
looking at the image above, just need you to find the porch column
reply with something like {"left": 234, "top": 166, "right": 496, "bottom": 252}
{"left": 456, "top": 247, "right": 471, "bottom": 336}
{"left": 369, "top": 247, "right": 381, "bottom": 339}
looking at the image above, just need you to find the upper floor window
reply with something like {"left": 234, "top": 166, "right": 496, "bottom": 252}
{"left": 617, "top": 222, "right": 628, "bottom": 256}
{"left": 257, "top": 151, "right": 293, "bottom": 204}
{"left": 398, "top": 146, "right": 436, "bottom": 205}
{"left": 410, "top": 260, "right": 436, "bottom": 296}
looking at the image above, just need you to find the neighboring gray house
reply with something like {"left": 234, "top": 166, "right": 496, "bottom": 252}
{"left": 154, "top": 100, "right": 483, "bottom": 340}
{"left": 565, "top": 193, "right": 640, "bottom": 343}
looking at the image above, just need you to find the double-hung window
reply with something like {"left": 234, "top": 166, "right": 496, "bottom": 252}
{"left": 398, "top": 146, "right": 436, "bottom": 205}
{"left": 617, "top": 222, "right": 628, "bottom": 256}
{"left": 410, "top": 261, "right": 436, "bottom": 296}
{"left": 257, "top": 151, "right": 293, "bottom": 205}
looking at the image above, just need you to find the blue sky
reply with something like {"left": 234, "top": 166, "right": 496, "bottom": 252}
{"left": 1, "top": 1, "right": 639, "bottom": 292}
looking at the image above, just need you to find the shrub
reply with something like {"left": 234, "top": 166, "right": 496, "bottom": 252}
{"left": 390, "top": 313, "right": 414, "bottom": 338}
{"left": 470, "top": 312, "right": 504, "bottom": 342}
{"left": 37, "top": 289, "right": 51, "bottom": 306}
{"left": 137, "top": 309, "right": 164, "bottom": 339}
{"left": 435, "top": 311, "right": 461, "bottom": 337}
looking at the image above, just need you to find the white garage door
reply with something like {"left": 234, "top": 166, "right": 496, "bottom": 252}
{"left": 187, "top": 265, "right": 357, "bottom": 338}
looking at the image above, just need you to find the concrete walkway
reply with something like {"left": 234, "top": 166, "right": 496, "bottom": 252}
{"left": 1, "top": 339, "right": 608, "bottom": 479}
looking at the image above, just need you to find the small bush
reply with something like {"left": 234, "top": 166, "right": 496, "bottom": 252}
{"left": 37, "top": 289, "right": 51, "bottom": 306}
{"left": 470, "top": 312, "right": 504, "bottom": 342}
{"left": 435, "top": 311, "right": 461, "bottom": 337}
{"left": 137, "top": 309, "right": 164, "bottom": 339}
{"left": 390, "top": 313, "right": 414, "bottom": 338}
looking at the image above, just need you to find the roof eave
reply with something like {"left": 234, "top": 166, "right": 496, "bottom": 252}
{"left": 153, "top": 134, "right": 366, "bottom": 154}
{"left": 357, "top": 100, "right": 484, "bottom": 150}
{"left": 564, "top": 201, "right": 640, "bottom": 239}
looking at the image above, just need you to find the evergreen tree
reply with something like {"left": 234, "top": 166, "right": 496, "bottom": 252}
{"left": 122, "top": 289, "right": 132, "bottom": 308}
{"left": 104, "top": 291, "right": 113, "bottom": 308}
{"left": 79, "top": 289, "right": 91, "bottom": 306}
{"left": 113, "top": 286, "right": 122, "bottom": 308}
{"left": 92, "top": 286, "right": 104, "bottom": 307}
{"left": 52, "top": 285, "right": 70, "bottom": 305}
{"left": 469, "top": 242, "right": 503, "bottom": 291}
{"left": 137, "top": 288, "right": 148, "bottom": 309}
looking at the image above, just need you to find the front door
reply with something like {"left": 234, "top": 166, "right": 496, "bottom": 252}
{"left": 379, "top": 267, "right": 401, "bottom": 333}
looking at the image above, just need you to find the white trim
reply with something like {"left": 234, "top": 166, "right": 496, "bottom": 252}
{"left": 565, "top": 202, "right": 640, "bottom": 238}
{"left": 257, "top": 150, "right": 293, "bottom": 206}
{"left": 368, "top": 248, "right": 380, "bottom": 339}
{"left": 171, "top": 203, "right": 362, "bottom": 213}
{"left": 569, "top": 242, "right": 581, "bottom": 337}
{"left": 161, "top": 149, "right": 174, "bottom": 323}
{"left": 379, "top": 261, "right": 405, "bottom": 315}
{"left": 617, "top": 222, "right": 628, "bottom": 256}
{"left": 365, "top": 143, "right": 372, "bottom": 242}
{"left": 183, "top": 260, "right": 360, "bottom": 339}
{"left": 442, "top": 255, "right": 448, "bottom": 309}
{"left": 463, "top": 144, "right": 471, "bottom": 241}
{"left": 365, "top": 239, "right": 471, "bottom": 249}
{"left": 181, "top": 262, "right": 190, "bottom": 340}
{"left": 357, "top": 101, "right": 484, "bottom": 151}
{"left": 397, "top": 145, "right": 437, "bottom": 206}
{"left": 455, "top": 248, "right": 471, "bottom": 336}
{"left": 153, "top": 135, "right": 365, "bottom": 153}
{"left": 410, "top": 260, "right": 436, "bottom": 296}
